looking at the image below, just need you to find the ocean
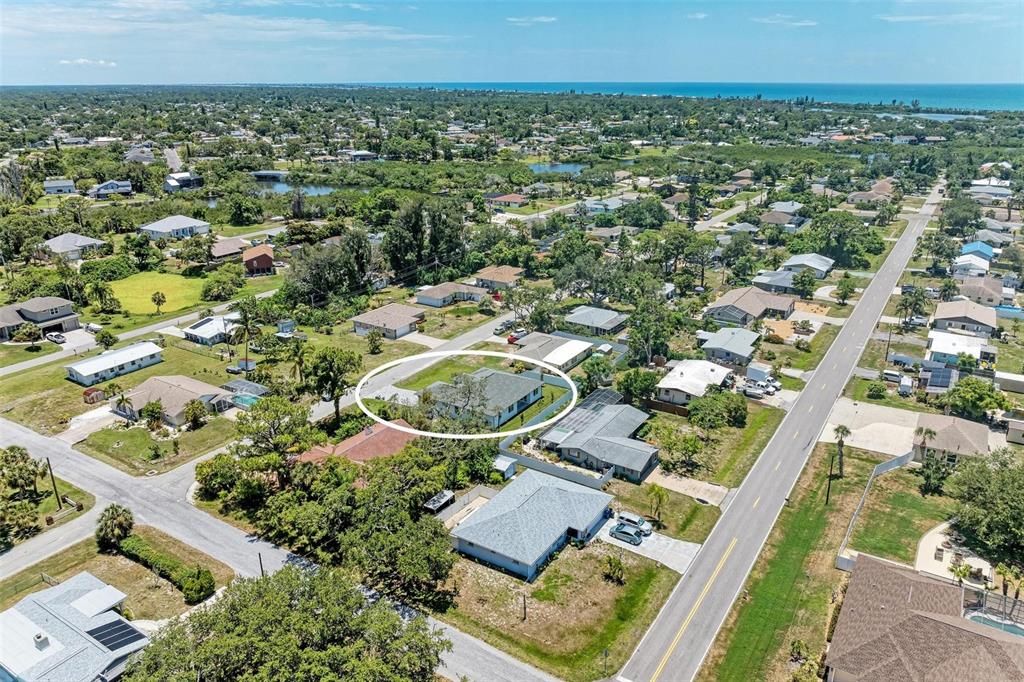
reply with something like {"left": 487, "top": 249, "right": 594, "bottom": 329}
{"left": 367, "top": 82, "right": 1024, "bottom": 112}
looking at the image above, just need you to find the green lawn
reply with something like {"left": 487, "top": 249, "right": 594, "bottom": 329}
{"left": 441, "top": 545, "right": 678, "bottom": 682}
{"left": 0, "top": 341, "right": 60, "bottom": 368}
{"left": 608, "top": 479, "right": 720, "bottom": 543}
{"left": 500, "top": 385, "right": 566, "bottom": 432}
{"left": 503, "top": 198, "right": 572, "bottom": 215}
{"left": 395, "top": 354, "right": 509, "bottom": 391}
{"left": 3, "top": 474, "right": 95, "bottom": 549}
{"left": 110, "top": 271, "right": 205, "bottom": 314}
{"left": 77, "top": 417, "right": 237, "bottom": 475}
{"left": 844, "top": 377, "right": 940, "bottom": 414}
{"left": 776, "top": 373, "right": 806, "bottom": 391}
{"left": 993, "top": 336, "right": 1024, "bottom": 373}
{"left": 417, "top": 303, "right": 495, "bottom": 340}
{"left": 698, "top": 446, "right": 879, "bottom": 682}
{"left": 0, "top": 344, "right": 236, "bottom": 435}
{"left": 849, "top": 467, "right": 956, "bottom": 564}
{"left": 760, "top": 323, "right": 839, "bottom": 371}
{"left": 0, "top": 527, "right": 234, "bottom": 618}
{"left": 302, "top": 327, "right": 426, "bottom": 375}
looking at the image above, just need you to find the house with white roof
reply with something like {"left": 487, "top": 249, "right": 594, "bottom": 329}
{"left": 656, "top": 359, "right": 734, "bottom": 405}
{"left": 449, "top": 469, "right": 612, "bottom": 580}
{"left": 182, "top": 314, "right": 238, "bottom": 345}
{"left": 64, "top": 341, "right": 163, "bottom": 386}
{"left": 138, "top": 215, "right": 210, "bottom": 240}
{"left": 952, "top": 254, "right": 990, "bottom": 277}
{"left": 782, "top": 253, "right": 835, "bottom": 279}
{"left": 511, "top": 332, "right": 593, "bottom": 371}
{"left": 41, "top": 232, "right": 107, "bottom": 261}
{"left": 0, "top": 572, "right": 149, "bottom": 682}
{"left": 926, "top": 329, "right": 996, "bottom": 366}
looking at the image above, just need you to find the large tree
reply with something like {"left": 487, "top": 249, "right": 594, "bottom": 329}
{"left": 308, "top": 346, "right": 363, "bottom": 422}
{"left": 946, "top": 448, "right": 1024, "bottom": 565}
{"left": 125, "top": 566, "right": 451, "bottom": 682}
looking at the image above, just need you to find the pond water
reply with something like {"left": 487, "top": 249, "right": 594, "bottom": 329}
{"left": 207, "top": 181, "right": 338, "bottom": 207}
{"left": 529, "top": 162, "right": 587, "bottom": 175}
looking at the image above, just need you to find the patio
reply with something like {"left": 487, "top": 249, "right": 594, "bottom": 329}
{"left": 915, "top": 521, "right": 992, "bottom": 587}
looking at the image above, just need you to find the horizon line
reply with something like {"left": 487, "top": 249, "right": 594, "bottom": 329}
{"left": 2, "top": 80, "right": 1021, "bottom": 88}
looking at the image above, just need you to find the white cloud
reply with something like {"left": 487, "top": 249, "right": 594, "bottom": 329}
{"left": 506, "top": 16, "right": 558, "bottom": 27}
{"left": 687, "top": 13, "right": 708, "bottom": 20}
{"left": 58, "top": 58, "right": 117, "bottom": 67}
{"left": 752, "top": 13, "right": 817, "bottom": 27}
{"left": 876, "top": 13, "right": 999, "bottom": 25}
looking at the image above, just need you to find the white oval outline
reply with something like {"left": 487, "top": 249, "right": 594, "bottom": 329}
{"left": 353, "top": 349, "right": 579, "bottom": 440}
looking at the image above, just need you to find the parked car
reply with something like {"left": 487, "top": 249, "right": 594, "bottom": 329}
{"left": 45, "top": 332, "right": 66, "bottom": 344}
{"left": 84, "top": 322, "right": 103, "bottom": 333}
{"left": 768, "top": 377, "right": 782, "bottom": 390}
{"left": 754, "top": 380, "right": 776, "bottom": 395}
{"left": 908, "top": 315, "right": 929, "bottom": 327}
{"left": 609, "top": 523, "right": 644, "bottom": 546}
{"left": 617, "top": 511, "right": 653, "bottom": 536}
{"left": 226, "top": 365, "right": 244, "bottom": 375}
{"left": 882, "top": 369, "right": 902, "bottom": 383}
{"left": 744, "top": 386, "right": 766, "bottom": 399}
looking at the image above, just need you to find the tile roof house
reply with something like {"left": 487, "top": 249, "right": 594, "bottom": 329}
{"left": 933, "top": 300, "right": 998, "bottom": 337}
{"left": 697, "top": 327, "right": 761, "bottom": 366}
{"left": 41, "top": 232, "right": 107, "bottom": 261}
{"left": 64, "top": 341, "right": 164, "bottom": 386}
{"left": 138, "top": 215, "right": 210, "bottom": 240}
{"left": 511, "top": 332, "right": 593, "bottom": 371}
{"left": 0, "top": 572, "right": 150, "bottom": 682}
{"left": 913, "top": 414, "right": 990, "bottom": 466}
{"left": 539, "top": 394, "right": 658, "bottom": 482}
{"left": 474, "top": 265, "right": 524, "bottom": 291}
{"left": 656, "top": 359, "right": 734, "bottom": 405}
{"left": 296, "top": 419, "right": 418, "bottom": 465}
{"left": 0, "top": 296, "right": 80, "bottom": 341}
{"left": 704, "top": 286, "right": 795, "bottom": 327}
{"left": 826, "top": 555, "right": 1024, "bottom": 682}
{"left": 415, "top": 282, "right": 488, "bottom": 308}
{"left": 425, "top": 368, "right": 543, "bottom": 429}
{"left": 242, "top": 244, "right": 275, "bottom": 276}
{"left": 210, "top": 236, "right": 250, "bottom": 260}
{"left": 563, "top": 305, "right": 630, "bottom": 335}
{"left": 449, "top": 469, "right": 612, "bottom": 581}
{"left": 114, "top": 375, "right": 233, "bottom": 426}
{"left": 782, "top": 253, "right": 835, "bottom": 279}
{"left": 350, "top": 303, "right": 425, "bottom": 339}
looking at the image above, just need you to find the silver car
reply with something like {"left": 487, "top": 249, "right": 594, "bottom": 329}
{"left": 617, "top": 511, "right": 653, "bottom": 536}
{"left": 609, "top": 523, "right": 643, "bottom": 546}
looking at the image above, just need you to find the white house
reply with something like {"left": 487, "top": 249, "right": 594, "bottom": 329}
{"left": 512, "top": 333, "right": 593, "bottom": 371}
{"left": 41, "top": 233, "right": 107, "bottom": 261}
{"left": 43, "top": 178, "right": 76, "bottom": 195}
{"left": 138, "top": 215, "right": 211, "bottom": 240}
{"left": 64, "top": 341, "right": 163, "bottom": 386}
{"left": 182, "top": 314, "right": 238, "bottom": 346}
{"left": 656, "top": 360, "right": 733, "bottom": 405}
{"left": 415, "top": 282, "right": 487, "bottom": 308}
{"left": 952, "top": 254, "right": 990, "bottom": 277}
{"left": 350, "top": 303, "right": 425, "bottom": 339}
{"left": 87, "top": 180, "right": 132, "bottom": 199}
{"left": 782, "top": 253, "right": 835, "bottom": 279}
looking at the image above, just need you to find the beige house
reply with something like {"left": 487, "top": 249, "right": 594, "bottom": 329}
{"left": 913, "top": 413, "right": 989, "bottom": 466}
{"left": 957, "top": 278, "right": 1013, "bottom": 307}
{"left": 114, "top": 375, "right": 232, "bottom": 427}
{"left": 350, "top": 303, "right": 425, "bottom": 339}
{"left": 704, "top": 286, "right": 795, "bottom": 327}
{"left": 474, "top": 265, "right": 524, "bottom": 291}
{"left": 932, "top": 300, "right": 998, "bottom": 337}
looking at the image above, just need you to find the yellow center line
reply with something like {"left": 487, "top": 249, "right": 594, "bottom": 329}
{"left": 650, "top": 537, "right": 739, "bottom": 682}
{"left": 752, "top": 496, "right": 760, "bottom": 509}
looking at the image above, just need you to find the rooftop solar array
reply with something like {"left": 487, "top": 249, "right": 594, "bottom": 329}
{"left": 544, "top": 388, "right": 623, "bottom": 436}
{"left": 86, "top": 620, "right": 146, "bottom": 651}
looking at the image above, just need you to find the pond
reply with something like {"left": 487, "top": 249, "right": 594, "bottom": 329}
{"left": 207, "top": 181, "right": 338, "bottom": 207}
{"left": 529, "top": 162, "right": 587, "bottom": 175}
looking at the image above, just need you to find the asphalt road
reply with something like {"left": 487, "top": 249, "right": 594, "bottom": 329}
{"left": 617, "top": 182, "right": 945, "bottom": 682}
{"left": 163, "top": 146, "right": 183, "bottom": 172}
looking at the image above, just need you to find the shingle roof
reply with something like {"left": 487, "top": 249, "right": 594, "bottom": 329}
{"left": 350, "top": 303, "right": 425, "bottom": 331}
{"left": 210, "top": 237, "right": 249, "bottom": 259}
{"left": 827, "top": 556, "right": 1024, "bottom": 681}
{"left": 42, "top": 232, "right": 106, "bottom": 254}
{"left": 474, "top": 265, "right": 524, "bottom": 284}
{"left": 564, "top": 305, "right": 630, "bottom": 331}
{"left": 914, "top": 414, "right": 989, "bottom": 456}
{"left": 16, "top": 296, "right": 74, "bottom": 313}
{"left": 934, "top": 300, "right": 997, "bottom": 328}
{"left": 418, "top": 282, "right": 487, "bottom": 299}
{"left": 707, "top": 286, "right": 794, "bottom": 319}
{"left": 297, "top": 419, "right": 417, "bottom": 464}
{"left": 242, "top": 244, "right": 274, "bottom": 262}
{"left": 123, "top": 375, "right": 230, "bottom": 419}
{"left": 554, "top": 402, "right": 657, "bottom": 471}
{"left": 426, "top": 368, "right": 543, "bottom": 418}
{"left": 450, "top": 470, "right": 611, "bottom": 567}
{"left": 752, "top": 269, "right": 796, "bottom": 289}
{"left": 784, "top": 253, "right": 835, "bottom": 272}
{"left": 701, "top": 326, "right": 760, "bottom": 358}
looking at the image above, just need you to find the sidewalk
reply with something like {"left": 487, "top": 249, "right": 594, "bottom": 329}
{"left": 645, "top": 467, "right": 729, "bottom": 506}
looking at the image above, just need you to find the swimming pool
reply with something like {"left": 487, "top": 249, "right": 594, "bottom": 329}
{"left": 233, "top": 394, "right": 261, "bottom": 409}
{"left": 968, "top": 614, "right": 1024, "bottom": 637}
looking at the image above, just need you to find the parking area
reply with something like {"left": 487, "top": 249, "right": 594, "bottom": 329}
{"left": 58, "top": 328, "right": 97, "bottom": 351}
{"left": 598, "top": 518, "right": 701, "bottom": 574}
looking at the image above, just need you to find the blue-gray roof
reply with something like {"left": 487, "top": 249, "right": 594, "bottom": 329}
{"left": 426, "top": 368, "right": 542, "bottom": 418}
{"left": 0, "top": 572, "right": 149, "bottom": 682}
{"left": 784, "top": 253, "right": 835, "bottom": 272}
{"left": 752, "top": 269, "right": 795, "bottom": 289}
{"left": 564, "top": 305, "right": 630, "bottom": 331}
{"left": 702, "top": 326, "right": 760, "bottom": 358}
{"left": 451, "top": 470, "right": 611, "bottom": 567}
{"left": 43, "top": 232, "right": 107, "bottom": 254}
{"left": 550, "top": 403, "right": 657, "bottom": 472}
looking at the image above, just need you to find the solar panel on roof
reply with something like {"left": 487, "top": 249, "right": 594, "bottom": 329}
{"left": 929, "top": 368, "right": 954, "bottom": 388}
{"left": 86, "top": 620, "right": 146, "bottom": 650}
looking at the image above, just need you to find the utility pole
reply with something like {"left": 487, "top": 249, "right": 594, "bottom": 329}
{"left": 521, "top": 593, "right": 527, "bottom": 621}
{"left": 883, "top": 323, "right": 894, "bottom": 366}
{"left": 825, "top": 449, "right": 837, "bottom": 505}
{"left": 46, "top": 458, "right": 62, "bottom": 510}
{"left": 258, "top": 552, "right": 265, "bottom": 577}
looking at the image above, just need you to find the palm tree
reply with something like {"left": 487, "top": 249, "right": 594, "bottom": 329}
{"left": 229, "top": 296, "right": 261, "bottom": 370}
{"left": 285, "top": 339, "right": 309, "bottom": 384}
{"left": 833, "top": 424, "right": 851, "bottom": 478}
{"left": 895, "top": 296, "right": 916, "bottom": 326}
{"left": 950, "top": 560, "right": 972, "bottom": 592}
{"left": 646, "top": 484, "right": 668, "bottom": 524}
{"left": 939, "top": 279, "right": 959, "bottom": 302}
{"left": 151, "top": 291, "right": 166, "bottom": 314}
{"left": 94, "top": 503, "right": 134, "bottom": 551}
{"left": 86, "top": 280, "right": 115, "bottom": 312}
{"left": 114, "top": 392, "right": 134, "bottom": 421}
{"left": 915, "top": 426, "right": 937, "bottom": 459}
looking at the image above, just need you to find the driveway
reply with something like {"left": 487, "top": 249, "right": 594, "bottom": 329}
{"left": 644, "top": 467, "right": 729, "bottom": 506}
{"left": 598, "top": 519, "right": 700, "bottom": 574}
{"left": 59, "top": 328, "right": 95, "bottom": 351}
{"left": 402, "top": 331, "right": 446, "bottom": 349}
{"left": 823, "top": 397, "right": 920, "bottom": 455}
{"left": 56, "top": 404, "right": 117, "bottom": 444}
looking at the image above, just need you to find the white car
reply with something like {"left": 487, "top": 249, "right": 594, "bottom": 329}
{"left": 45, "top": 332, "right": 66, "bottom": 344}
{"left": 754, "top": 380, "right": 776, "bottom": 395}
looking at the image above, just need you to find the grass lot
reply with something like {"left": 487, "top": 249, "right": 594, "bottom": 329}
{"left": 608, "top": 479, "right": 720, "bottom": 543}
{"left": 501, "top": 386, "right": 567, "bottom": 432}
{"left": 0, "top": 526, "right": 234, "bottom": 618}
{"left": 858, "top": 338, "right": 927, "bottom": 371}
{"left": 503, "top": 198, "right": 572, "bottom": 215}
{"left": 440, "top": 544, "right": 678, "bottom": 682}
{"left": 843, "top": 377, "right": 940, "bottom": 414}
{"left": 903, "top": 196, "right": 926, "bottom": 209}
{"left": 760, "top": 323, "right": 839, "bottom": 371}
{"left": 866, "top": 239, "right": 897, "bottom": 271}
{"left": 0, "top": 345, "right": 236, "bottom": 435}
{"left": 212, "top": 221, "right": 283, "bottom": 238}
{"left": 993, "top": 336, "right": 1024, "bottom": 373}
{"left": 698, "top": 445, "right": 879, "bottom": 682}
{"left": 776, "top": 373, "right": 806, "bottom": 391}
{"left": 298, "top": 327, "right": 426, "bottom": 374}
{"left": 3, "top": 475, "right": 95, "bottom": 548}
{"left": 77, "top": 417, "right": 236, "bottom": 475}
{"left": 395, "top": 354, "right": 509, "bottom": 391}
{"left": 111, "top": 271, "right": 205, "bottom": 314}
{"left": 418, "top": 303, "right": 495, "bottom": 340}
{"left": 886, "top": 218, "right": 909, "bottom": 240}
{"left": 645, "top": 403, "right": 785, "bottom": 488}
{"left": 0, "top": 341, "right": 60, "bottom": 368}
{"left": 849, "top": 467, "right": 955, "bottom": 564}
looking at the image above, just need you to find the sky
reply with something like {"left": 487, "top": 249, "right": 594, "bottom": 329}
{"left": 1, "top": 0, "right": 1022, "bottom": 86}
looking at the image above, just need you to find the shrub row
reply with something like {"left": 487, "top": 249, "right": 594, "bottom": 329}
{"left": 118, "top": 535, "right": 216, "bottom": 604}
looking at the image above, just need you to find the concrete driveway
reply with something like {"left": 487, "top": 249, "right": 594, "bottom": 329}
{"left": 823, "top": 397, "right": 920, "bottom": 455}
{"left": 59, "top": 328, "right": 96, "bottom": 351}
{"left": 598, "top": 519, "right": 700, "bottom": 574}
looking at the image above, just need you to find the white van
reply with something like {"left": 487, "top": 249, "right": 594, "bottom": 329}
{"left": 882, "top": 369, "right": 902, "bottom": 383}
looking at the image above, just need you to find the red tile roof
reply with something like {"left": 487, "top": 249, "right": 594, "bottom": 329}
{"left": 296, "top": 419, "right": 417, "bottom": 465}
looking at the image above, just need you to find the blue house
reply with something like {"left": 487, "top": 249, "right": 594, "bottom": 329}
{"left": 961, "top": 241, "right": 995, "bottom": 261}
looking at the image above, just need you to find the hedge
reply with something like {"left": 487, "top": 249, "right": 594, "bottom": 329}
{"left": 118, "top": 535, "right": 216, "bottom": 604}
{"left": 80, "top": 255, "right": 138, "bottom": 283}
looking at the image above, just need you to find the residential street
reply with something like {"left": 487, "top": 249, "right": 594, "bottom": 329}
{"left": 694, "top": 191, "right": 767, "bottom": 232}
{"left": 617, "top": 181, "right": 944, "bottom": 682}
